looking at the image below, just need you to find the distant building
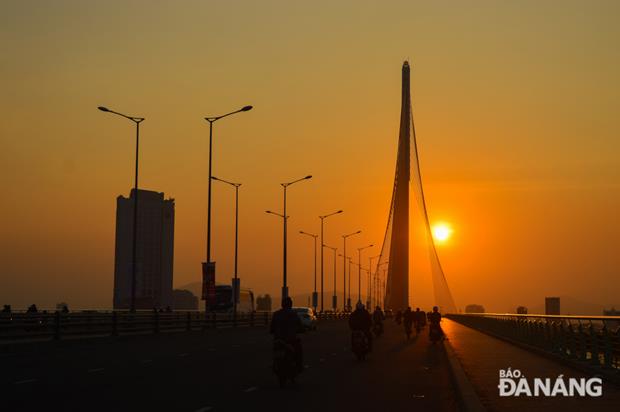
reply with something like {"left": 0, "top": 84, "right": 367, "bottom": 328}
{"left": 172, "top": 289, "right": 198, "bottom": 310}
{"left": 516, "top": 306, "right": 528, "bottom": 314}
{"left": 545, "top": 297, "right": 561, "bottom": 315}
{"left": 604, "top": 307, "right": 620, "bottom": 316}
{"left": 113, "top": 189, "right": 175, "bottom": 310}
{"left": 465, "top": 304, "right": 485, "bottom": 313}
{"left": 256, "top": 294, "right": 272, "bottom": 312}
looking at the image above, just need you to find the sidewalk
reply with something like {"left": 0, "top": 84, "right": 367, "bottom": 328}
{"left": 443, "top": 318, "right": 620, "bottom": 412}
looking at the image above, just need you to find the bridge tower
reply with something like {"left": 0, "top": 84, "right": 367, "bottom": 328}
{"left": 384, "top": 61, "right": 411, "bottom": 310}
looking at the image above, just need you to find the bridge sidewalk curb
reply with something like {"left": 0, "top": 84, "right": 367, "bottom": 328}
{"left": 444, "top": 338, "right": 487, "bottom": 412}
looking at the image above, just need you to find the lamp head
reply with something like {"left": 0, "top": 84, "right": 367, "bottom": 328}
{"left": 305, "top": 175, "right": 312, "bottom": 180}
{"left": 241, "top": 105, "right": 253, "bottom": 112}
{"left": 98, "top": 106, "right": 110, "bottom": 112}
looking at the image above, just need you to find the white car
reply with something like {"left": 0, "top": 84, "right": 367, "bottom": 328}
{"left": 293, "top": 307, "right": 317, "bottom": 331}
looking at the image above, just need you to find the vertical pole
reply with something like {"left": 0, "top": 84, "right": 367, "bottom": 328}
{"left": 348, "top": 258, "right": 352, "bottom": 309}
{"left": 333, "top": 248, "right": 337, "bottom": 310}
{"left": 320, "top": 217, "right": 324, "bottom": 312}
{"left": 313, "top": 235, "right": 317, "bottom": 312}
{"left": 234, "top": 184, "right": 239, "bottom": 325}
{"left": 130, "top": 120, "right": 140, "bottom": 312}
{"left": 206, "top": 120, "right": 213, "bottom": 313}
{"left": 343, "top": 237, "right": 346, "bottom": 311}
{"left": 358, "top": 249, "right": 361, "bottom": 304}
{"left": 282, "top": 185, "right": 288, "bottom": 301}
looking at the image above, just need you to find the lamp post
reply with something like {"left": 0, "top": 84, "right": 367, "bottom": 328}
{"left": 357, "top": 244, "right": 373, "bottom": 305}
{"left": 299, "top": 231, "right": 318, "bottom": 312}
{"left": 203, "top": 105, "right": 252, "bottom": 313}
{"left": 98, "top": 106, "right": 144, "bottom": 312}
{"left": 319, "top": 210, "right": 343, "bottom": 312}
{"left": 368, "top": 255, "right": 381, "bottom": 309}
{"left": 342, "top": 230, "right": 361, "bottom": 311}
{"left": 275, "top": 176, "right": 312, "bottom": 302}
{"left": 376, "top": 260, "right": 389, "bottom": 308}
{"left": 323, "top": 245, "right": 337, "bottom": 311}
{"left": 211, "top": 176, "right": 241, "bottom": 322}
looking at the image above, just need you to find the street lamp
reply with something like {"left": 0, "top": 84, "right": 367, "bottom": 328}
{"left": 203, "top": 105, "right": 252, "bottom": 313}
{"left": 368, "top": 255, "right": 381, "bottom": 309}
{"left": 211, "top": 176, "right": 241, "bottom": 323}
{"left": 275, "top": 175, "right": 312, "bottom": 302}
{"left": 299, "top": 231, "right": 318, "bottom": 312}
{"left": 98, "top": 106, "right": 144, "bottom": 312}
{"left": 342, "top": 230, "right": 361, "bottom": 311}
{"left": 357, "top": 244, "right": 373, "bottom": 305}
{"left": 319, "top": 210, "right": 343, "bottom": 312}
{"left": 323, "top": 245, "right": 337, "bottom": 311}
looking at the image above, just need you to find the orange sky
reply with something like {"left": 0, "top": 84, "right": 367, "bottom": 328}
{"left": 1, "top": 1, "right": 619, "bottom": 312}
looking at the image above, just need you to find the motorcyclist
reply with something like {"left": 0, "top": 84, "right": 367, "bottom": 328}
{"left": 270, "top": 297, "right": 303, "bottom": 372}
{"left": 413, "top": 307, "right": 423, "bottom": 332}
{"left": 395, "top": 309, "right": 402, "bottom": 325}
{"left": 349, "top": 302, "right": 373, "bottom": 351}
{"left": 428, "top": 306, "right": 444, "bottom": 340}
{"left": 372, "top": 306, "right": 385, "bottom": 335}
{"left": 403, "top": 307, "right": 413, "bottom": 336}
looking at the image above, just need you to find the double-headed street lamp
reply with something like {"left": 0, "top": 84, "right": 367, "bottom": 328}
{"left": 98, "top": 106, "right": 144, "bottom": 312}
{"left": 299, "top": 231, "right": 318, "bottom": 312}
{"left": 319, "top": 210, "right": 343, "bottom": 312}
{"left": 357, "top": 244, "right": 373, "bottom": 305}
{"left": 342, "top": 230, "right": 361, "bottom": 311}
{"left": 323, "top": 245, "right": 338, "bottom": 311}
{"left": 211, "top": 176, "right": 241, "bottom": 321}
{"left": 203, "top": 106, "right": 252, "bottom": 313}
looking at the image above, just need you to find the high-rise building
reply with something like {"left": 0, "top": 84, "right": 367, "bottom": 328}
{"left": 113, "top": 189, "right": 175, "bottom": 310}
{"left": 545, "top": 297, "right": 561, "bottom": 315}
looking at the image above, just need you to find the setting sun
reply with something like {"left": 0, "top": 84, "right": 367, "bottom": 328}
{"left": 432, "top": 223, "right": 453, "bottom": 243}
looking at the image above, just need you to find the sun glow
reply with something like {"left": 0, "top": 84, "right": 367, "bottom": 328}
{"left": 432, "top": 223, "right": 453, "bottom": 243}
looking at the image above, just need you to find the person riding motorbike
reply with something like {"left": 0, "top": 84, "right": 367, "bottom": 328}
{"left": 372, "top": 306, "right": 385, "bottom": 336}
{"left": 349, "top": 302, "right": 373, "bottom": 351}
{"left": 395, "top": 309, "right": 403, "bottom": 325}
{"left": 403, "top": 307, "right": 413, "bottom": 338}
{"left": 413, "top": 307, "right": 423, "bottom": 334}
{"left": 270, "top": 297, "right": 303, "bottom": 373}
{"left": 428, "top": 306, "right": 444, "bottom": 342}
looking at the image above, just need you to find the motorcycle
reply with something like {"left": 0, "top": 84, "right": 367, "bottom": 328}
{"left": 429, "top": 323, "right": 443, "bottom": 344}
{"left": 351, "top": 330, "right": 369, "bottom": 361}
{"left": 273, "top": 339, "right": 298, "bottom": 387}
{"left": 404, "top": 322, "right": 412, "bottom": 340}
{"left": 373, "top": 321, "right": 384, "bottom": 338}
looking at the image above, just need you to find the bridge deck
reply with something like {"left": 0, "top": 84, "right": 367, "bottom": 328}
{"left": 444, "top": 318, "right": 620, "bottom": 411}
{"left": 3, "top": 320, "right": 458, "bottom": 411}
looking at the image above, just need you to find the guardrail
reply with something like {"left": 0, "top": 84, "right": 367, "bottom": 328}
{"left": 446, "top": 313, "right": 620, "bottom": 374}
{"left": 0, "top": 310, "right": 348, "bottom": 343}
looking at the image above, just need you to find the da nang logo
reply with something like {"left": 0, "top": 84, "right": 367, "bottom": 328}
{"left": 498, "top": 368, "right": 602, "bottom": 397}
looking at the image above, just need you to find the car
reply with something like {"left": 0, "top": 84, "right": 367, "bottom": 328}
{"left": 293, "top": 307, "right": 317, "bottom": 331}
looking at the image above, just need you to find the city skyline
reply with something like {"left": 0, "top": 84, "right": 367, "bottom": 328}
{"left": 1, "top": 1, "right": 619, "bottom": 312}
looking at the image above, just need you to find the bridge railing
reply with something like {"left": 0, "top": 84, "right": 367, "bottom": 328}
{"left": 0, "top": 309, "right": 348, "bottom": 343}
{"left": 446, "top": 313, "right": 620, "bottom": 374}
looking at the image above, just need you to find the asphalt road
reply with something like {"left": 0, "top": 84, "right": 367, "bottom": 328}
{"left": 1, "top": 319, "right": 459, "bottom": 412}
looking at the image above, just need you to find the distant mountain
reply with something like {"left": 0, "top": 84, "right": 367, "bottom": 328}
{"left": 529, "top": 295, "right": 620, "bottom": 316}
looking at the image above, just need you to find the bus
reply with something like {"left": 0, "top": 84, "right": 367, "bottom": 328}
{"left": 208, "top": 285, "right": 255, "bottom": 313}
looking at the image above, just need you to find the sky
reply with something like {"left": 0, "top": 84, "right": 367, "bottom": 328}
{"left": 1, "top": 0, "right": 618, "bottom": 312}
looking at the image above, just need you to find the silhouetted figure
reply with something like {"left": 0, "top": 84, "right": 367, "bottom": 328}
{"left": 349, "top": 302, "right": 373, "bottom": 350}
{"left": 2, "top": 305, "right": 10, "bottom": 314}
{"left": 395, "top": 309, "right": 403, "bottom": 325}
{"left": 429, "top": 306, "right": 444, "bottom": 343}
{"left": 61, "top": 305, "right": 69, "bottom": 313}
{"left": 372, "top": 306, "right": 385, "bottom": 337}
{"left": 403, "top": 307, "right": 413, "bottom": 338}
{"left": 270, "top": 297, "right": 303, "bottom": 373}
{"left": 414, "top": 307, "right": 425, "bottom": 332}
{"left": 27, "top": 304, "right": 38, "bottom": 314}
{"left": 165, "top": 306, "right": 172, "bottom": 313}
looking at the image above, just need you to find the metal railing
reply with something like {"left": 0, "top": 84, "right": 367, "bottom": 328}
{"left": 446, "top": 313, "right": 620, "bottom": 373}
{"left": 0, "top": 310, "right": 348, "bottom": 343}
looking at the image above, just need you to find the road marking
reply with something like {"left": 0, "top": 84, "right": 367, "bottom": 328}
{"left": 244, "top": 386, "right": 258, "bottom": 393}
{"left": 88, "top": 368, "right": 105, "bottom": 373}
{"left": 15, "top": 379, "right": 37, "bottom": 385}
{"left": 194, "top": 407, "right": 212, "bottom": 412}
{"left": 413, "top": 394, "right": 425, "bottom": 398}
